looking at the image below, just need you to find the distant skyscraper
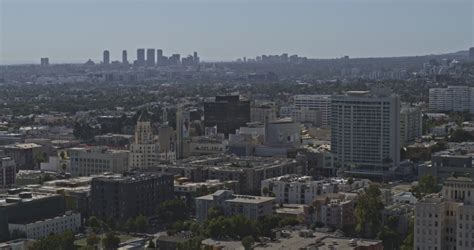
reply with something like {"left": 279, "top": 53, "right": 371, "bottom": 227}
{"left": 40, "top": 58, "right": 49, "bottom": 66}
{"left": 136, "top": 49, "right": 145, "bottom": 66}
{"left": 331, "top": 90, "right": 400, "bottom": 178}
{"left": 470, "top": 47, "right": 474, "bottom": 61}
{"left": 146, "top": 49, "right": 155, "bottom": 66}
{"left": 193, "top": 51, "right": 199, "bottom": 64}
{"left": 169, "top": 54, "right": 181, "bottom": 65}
{"left": 103, "top": 50, "right": 110, "bottom": 65}
{"left": 122, "top": 50, "right": 128, "bottom": 64}
{"left": 157, "top": 49, "right": 163, "bottom": 65}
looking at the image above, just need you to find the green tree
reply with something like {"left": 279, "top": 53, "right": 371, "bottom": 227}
{"left": 347, "top": 177, "right": 354, "bottom": 185}
{"left": 147, "top": 239, "right": 156, "bottom": 249}
{"left": 29, "top": 231, "right": 75, "bottom": 250}
{"left": 88, "top": 216, "right": 102, "bottom": 229}
{"left": 125, "top": 218, "right": 137, "bottom": 232}
{"left": 354, "top": 184, "right": 384, "bottom": 238}
{"left": 241, "top": 235, "right": 255, "bottom": 250}
{"left": 257, "top": 214, "right": 284, "bottom": 237}
{"left": 102, "top": 232, "right": 120, "bottom": 250}
{"left": 86, "top": 233, "right": 100, "bottom": 247}
{"left": 449, "top": 128, "right": 474, "bottom": 142}
{"left": 401, "top": 218, "right": 415, "bottom": 250}
{"left": 157, "top": 199, "right": 189, "bottom": 223}
{"left": 177, "top": 236, "right": 204, "bottom": 250}
{"left": 412, "top": 175, "right": 437, "bottom": 199}
{"left": 377, "top": 217, "right": 401, "bottom": 250}
{"left": 135, "top": 215, "right": 148, "bottom": 233}
{"left": 207, "top": 206, "right": 224, "bottom": 220}
{"left": 262, "top": 187, "right": 269, "bottom": 196}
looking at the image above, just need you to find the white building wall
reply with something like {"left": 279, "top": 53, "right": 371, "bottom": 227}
{"left": 9, "top": 213, "right": 81, "bottom": 239}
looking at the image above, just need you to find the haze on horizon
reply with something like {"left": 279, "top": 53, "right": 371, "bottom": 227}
{"left": 0, "top": 0, "right": 472, "bottom": 65}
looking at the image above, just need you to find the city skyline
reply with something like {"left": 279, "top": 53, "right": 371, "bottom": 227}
{"left": 1, "top": 0, "right": 472, "bottom": 64}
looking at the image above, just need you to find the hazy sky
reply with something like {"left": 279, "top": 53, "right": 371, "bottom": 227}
{"left": 0, "top": 0, "right": 472, "bottom": 64}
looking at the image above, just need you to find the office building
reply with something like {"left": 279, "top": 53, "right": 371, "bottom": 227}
{"left": 146, "top": 48, "right": 155, "bottom": 66}
{"left": 250, "top": 103, "right": 277, "bottom": 123}
{"left": 0, "top": 156, "right": 15, "bottom": 188}
{"left": 129, "top": 111, "right": 159, "bottom": 168}
{"left": 265, "top": 118, "right": 301, "bottom": 146}
{"left": 414, "top": 177, "right": 474, "bottom": 250}
{"left": 67, "top": 146, "right": 129, "bottom": 176}
{"left": 157, "top": 49, "right": 163, "bottom": 65}
{"left": 0, "top": 193, "right": 66, "bottom": 241}
{"left": 9, "top": 212, "right": 81, "bottom": 239}
{"left": 400, "top": 104, "right": 423, "bottom": 146}
{"left": 418, "top": 150, "right": 474, "bottom": 183}
{"left": 1, "top": 143, "right": 45, "bottom": 170}
{"left": 294, "top": 95, "right": 331, "bottom": 126}
{"left": 331, "top": 90, "right": 400, "bottom": 178}
{"left": 204, "top": 96, "right": 251, "bottom": 137}
{"left": 40, "top": 58, "right": 49, "bottom": 66}
{"left": 196, "top": 190, "right": 274, "bottom": 223}
{"left": 429, "top": 86, "right": 473, "bottom": 113}
{"left": 136, "top": 48, "right": 145, "bottom": 66}
{"left": 169, "top": 54, "right": 181, "bottom": 65}
{"left": 193, "top": 51, "right": 199, "bottom": 64}
{"left": 158, "top": 122, "right": 176, "bottom": 161}
{"left": 122, "top": 50, "right": 128, "bottom": 64}
{"left": 176, "top": 106, "right": 187, "bottom": 160}
{"left": 290, "top": 107, "right": 322, "bottom": 126}
{"left": 103, "top": 50, "right": 110, "bottom": 65}
{"left": 470, "top": 47, "right": 474, "bottom": 61}
{"left": 153, "top": 155, "right": 303, "bottom": 193}
{"left": 90, "top": 172, "right": 173, "bottom": 220}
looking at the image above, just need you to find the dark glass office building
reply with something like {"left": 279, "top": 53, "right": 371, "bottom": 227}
{"left": 204, "top": 95, "right": 250, "bottom": 137}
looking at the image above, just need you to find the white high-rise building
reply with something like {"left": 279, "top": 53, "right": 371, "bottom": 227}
{"left": 129, "top": 112, "right": 159, "bottom": 168}
{"left": 414, "top": 177, "right": 474, "bottom": 250}
{"left": 330, "top": 90, "right": 400, "bottom": 176}
{"left": 400, "top": 104, "right": 423, "bottom": 146}
{"left": 429, "top": 86, "right": 473, "bottom": 113}
{"left": 294, "top": 95, "right": 331, "bottom": 126}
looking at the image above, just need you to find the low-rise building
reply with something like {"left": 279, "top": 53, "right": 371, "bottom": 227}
{"left": 8, "top": 211, "right": 81, "bottom": 239}
{"left": 1, "top": 143, "right": 45, "bottom": 170}
{"left": 188, "top": 136, "right": 227, "bottom": 156}
{"left": 0, "top": 192, "right": 66, "bottom": 241}
{"left": 251, "top": 230, "right": 383, "bottom": 250}
{"left": 174, "top": 178, "right": 239, "bottom": 208}
{"left": 392, "top": 191, "right": 418, "bottom": 205}
{"left": 195, "top": 190, "right": 275, "bottom": 223}
{"left": 90, "top": 172, "right": 173, "bottom": 220}
{"left": 418, "top": 150, "right": 474, "bottom": 183}
{"left": 261, "top": 175, "right": 369, "bottom": 205}
{"left": 153, "top": 155, "right": 304, "bottom": 194}
{"left": 67, "top": 146, "right": 129, "bottom": 176}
